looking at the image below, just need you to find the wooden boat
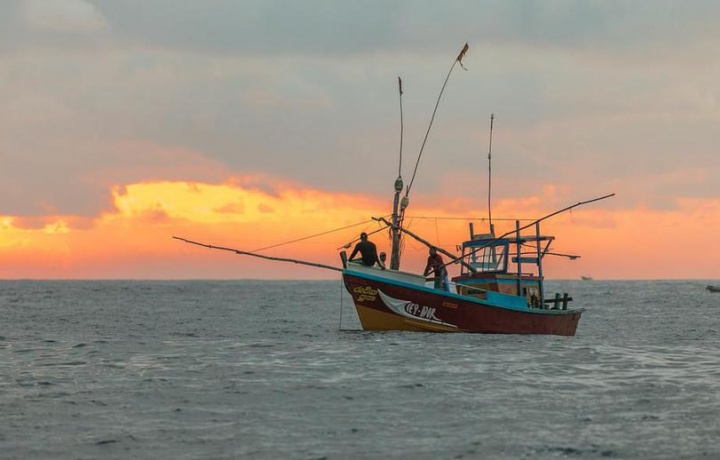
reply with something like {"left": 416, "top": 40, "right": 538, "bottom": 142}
{"left": 707, "top": 285, "right": 720, "bottom": 293}
{"left": 338, "top": 43, "right": 610, "bottom": 336}
{"left": 581, "top": 275, "right": 593, "bottom": 281}
{"left": 341, "top": 226, "right": 583, "bottom": 335}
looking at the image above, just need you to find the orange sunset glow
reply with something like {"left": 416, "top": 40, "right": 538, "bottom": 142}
{"left": 1, "top": 178, "right": 718, "bottom": 280}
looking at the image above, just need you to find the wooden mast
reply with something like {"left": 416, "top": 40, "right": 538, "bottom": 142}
{"left": 390, "top": 77, "right": 404, "bottom": 270}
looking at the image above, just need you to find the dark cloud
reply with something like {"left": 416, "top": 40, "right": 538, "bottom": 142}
{"left": 3, "top": 1, "right": 719, "bottom": 58}
{"left": 92, "top": 0, "right": 403, "bottom": 56}
{"left": 88, "top": 1, "right": 720, "bottom": 57}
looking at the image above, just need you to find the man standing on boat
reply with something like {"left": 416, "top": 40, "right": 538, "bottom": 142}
{"left": 424, "top": 247, "right": 449, "bottom": 291}
{"left": 348, "top": 232, "right": 385, "bottom": 269}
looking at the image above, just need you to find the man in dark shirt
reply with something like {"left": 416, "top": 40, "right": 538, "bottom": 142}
{"left": 424, "top": 246, "right": 449, "bottom": 291}
{"left": 348, "top": 232, "right": 385, "bottom": 269}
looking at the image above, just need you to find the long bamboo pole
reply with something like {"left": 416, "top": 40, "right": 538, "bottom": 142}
{"left": 455, "top": 193, "right": 616, "bottom": 264}
{"left": 173, "top": 236, "right": 342, "bottom": 272}
{"left": 496, "top": 193, "right": 616, "bottom": 240}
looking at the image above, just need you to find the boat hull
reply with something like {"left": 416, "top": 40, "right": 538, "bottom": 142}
{"left": 343, "top": 269, "right": 582, "bottom": 336}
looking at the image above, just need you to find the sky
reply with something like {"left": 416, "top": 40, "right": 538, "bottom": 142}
{"left": 1, "top": 0, "right": 719, "bottom": 280}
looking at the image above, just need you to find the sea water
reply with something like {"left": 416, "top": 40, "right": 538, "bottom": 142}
{"left": 0, "top": 280, "right": 718, "bottom": 459}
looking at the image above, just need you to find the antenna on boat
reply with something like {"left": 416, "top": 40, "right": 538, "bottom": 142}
{"left": 390, "top": 77, "right": 405, "bottom": 270}
{"left": 487, "top": 113, "right": 495, "bottom": 233}
{"left": 397, "top": 77, "right": 404, "bottom": 178}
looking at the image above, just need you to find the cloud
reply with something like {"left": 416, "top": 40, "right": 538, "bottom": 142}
{"left": 18, "top": 0, "right": 107, "bottom": 32}
{"left": 47, "top": 1, "right": 712, "bottom": 59}
{"left": 90, "top": 0, "right": 403, "bottom": 57}
{"left": 5, "top": 1, "right": 720, "bottom": 61}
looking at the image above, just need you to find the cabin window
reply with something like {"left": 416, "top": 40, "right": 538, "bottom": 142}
{"left": 466, "top": 243, "right": 508, "bottom": 273}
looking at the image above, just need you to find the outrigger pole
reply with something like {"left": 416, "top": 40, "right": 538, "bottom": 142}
{"left": 453, "top": 192, "right": 616, "bottom": 267}
{"left": 494, "top": 193, "right": 616, "bottom": 242}
{"left": 172, "top": 236, "right": 342, "bottom": 272}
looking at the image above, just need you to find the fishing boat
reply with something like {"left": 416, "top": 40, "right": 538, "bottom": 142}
{"left": 338, "top": 43, "right": 611, "bottom": 336}
{"left": 174, "top": 43, "right": 612, "bottom": 336}
{"left": 338, "top": 200, "right": 611, "bottom": 336}
{"left": 341, "top": 226, "right": 582, "bottom": 335}
{"left": 707, "top": 285, "right": 720, "bottom": 293}
{"left": 581, "top": 275, "right": 593, "bottom": 281}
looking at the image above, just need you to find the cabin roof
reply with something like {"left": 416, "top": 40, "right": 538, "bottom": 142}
{"left": 462, "top": 235, "right": 554, "bottom": 248}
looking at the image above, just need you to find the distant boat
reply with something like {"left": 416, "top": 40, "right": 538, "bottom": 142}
{"left": 707, "top": 285, "right": 720, "bottom": 293}
{"left": 581, "top": 276, "right": 593, "bottom": 281}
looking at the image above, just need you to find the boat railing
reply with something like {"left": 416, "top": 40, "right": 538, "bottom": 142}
{"left": 544, "top": 293, "right": 573, "bottom": 310}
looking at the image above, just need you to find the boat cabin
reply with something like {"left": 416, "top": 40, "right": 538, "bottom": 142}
{"left": 452, "top": 222, "right": 556, "bottom": 309}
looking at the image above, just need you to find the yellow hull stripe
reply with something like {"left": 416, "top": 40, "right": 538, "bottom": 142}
{"left": 355, "top": 305, "right": 460, "bottom": 333}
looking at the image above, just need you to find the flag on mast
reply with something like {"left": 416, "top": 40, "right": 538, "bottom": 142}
{"left": 456, "top": 42, "right": 469, "bottom": 70}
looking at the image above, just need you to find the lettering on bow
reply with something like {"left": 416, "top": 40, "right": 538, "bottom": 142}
{"left": 353, "top": 285, "right": 378, "bottom": 303}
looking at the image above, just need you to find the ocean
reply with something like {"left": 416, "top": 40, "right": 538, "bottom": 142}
{"left": 1, "top": 280, "right": 718, "bottom": 459}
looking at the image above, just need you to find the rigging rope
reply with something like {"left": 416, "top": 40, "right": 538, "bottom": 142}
{"left": 404, "top": 43, "right": 469, "bottom": 201}
{"left": 338, "top": 276, "right": 344, "bottom": 331}
{"left": 337, "top": 220, "right": 391, "bottom": 251}
{"left": 250, "top": 218, "right": 376, "bottom": 253}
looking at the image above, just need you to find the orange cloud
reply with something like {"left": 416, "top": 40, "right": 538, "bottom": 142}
{"left": 1, "top": 180, "right": 718, "bottom": 280}
{"left": 0, "top": 179, "right": 390, "bottom": 278}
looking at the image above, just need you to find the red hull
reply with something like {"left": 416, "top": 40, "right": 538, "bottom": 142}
{"left": 343, "top": 271, "right": 582, "bottom": 336}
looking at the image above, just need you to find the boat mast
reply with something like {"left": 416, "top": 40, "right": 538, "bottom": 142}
{"left": 485, "top": 114, "right": 498, "bottom": 267}
{"left": 390, "top": 77, "right": 404, "bottom": 270}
